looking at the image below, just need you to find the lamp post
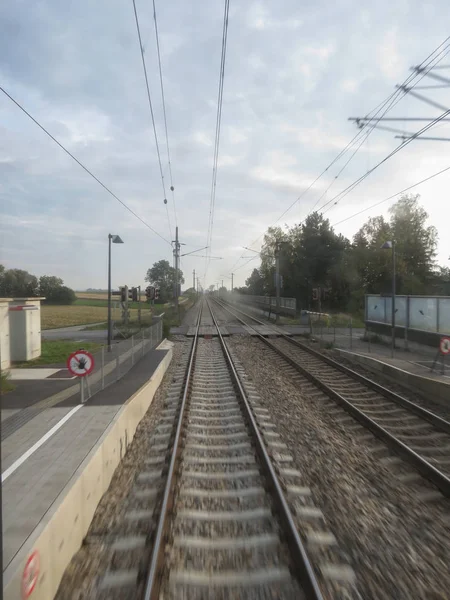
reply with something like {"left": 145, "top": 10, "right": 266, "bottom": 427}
{"left": 108, "top": 234, "right": 124, "bottom": 351}
{"left": 381, "top": 240, "right": 396, "bottom": 357}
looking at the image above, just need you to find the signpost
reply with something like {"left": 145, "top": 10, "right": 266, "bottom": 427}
{"left": 430, "top": 336, "right": 450, "bottom": 375}
{"left": 67, "top": 350, "right": 95, "bottom": 403}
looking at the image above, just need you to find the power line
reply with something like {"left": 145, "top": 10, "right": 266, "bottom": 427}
{"left": 204, "top": 0, "right": 230, "bottom": 282}
{"left": 131, "top": 0, "right": 172, "bottom": 241}
{"left": 234, "top": 255, "right": 258, "bottom": 272}
{"left": 255, "top": 36, "right": 450, "bottom": 242}
{"left": 316, "top": 108, "right": 450, "bottom": 216}
{"left": 0, "top": 84, "right": 171, "bottom": 245}
{"left": 152, "top": 0, "right": 177, "bottom": 227}
{"left": 228, "top": 37, "right": 450, "bottom": 273}
{"left": 332, "top": 164, "right": 450, "bottom": 227}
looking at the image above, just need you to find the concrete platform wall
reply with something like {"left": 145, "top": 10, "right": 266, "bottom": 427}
{"left": 334, "top": 348, "right": 449, "bottom": 405}
{"left": 4, "top": 342, "right": 173, "bottom": 600}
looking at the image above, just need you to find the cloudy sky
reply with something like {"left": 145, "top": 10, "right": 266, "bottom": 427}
{"left": 0, "top": 0, "right": 449, "bottom": 292}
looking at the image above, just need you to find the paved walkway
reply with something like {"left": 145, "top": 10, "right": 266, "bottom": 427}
{"left": 2, "top": 344, "right": 170, "bottom": 572}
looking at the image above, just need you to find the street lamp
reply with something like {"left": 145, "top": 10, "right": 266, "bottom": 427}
{"left": 108, "top": 234, "right": 124, "bottom": 351}
{"left": 381, "top": 240, "right": 396, "bottom": 357}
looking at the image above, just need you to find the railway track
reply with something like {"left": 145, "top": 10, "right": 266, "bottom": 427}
{"left": 213, "top": 297, "right": 450, "bottom": 498}
{"left": 142, "top": 297, "right": 328, "bottom": 599}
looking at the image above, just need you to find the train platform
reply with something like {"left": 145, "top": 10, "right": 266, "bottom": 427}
{"left": 332, "top": 343, "right": 449, "bottom": 404}
{"left": 3, "top": 341, "right": 173, "bottom": 599}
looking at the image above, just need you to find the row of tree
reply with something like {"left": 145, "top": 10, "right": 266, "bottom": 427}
{"left": 238, "top": 195, "right": 450, "bottom": 314}
{"left": 0, "top": 265, "right": 76, "bottom": 304}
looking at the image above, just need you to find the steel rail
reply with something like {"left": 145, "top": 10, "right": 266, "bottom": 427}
{"left": 213, "top": 297, "right": 450, "bottom": 497}
{"left": 214, "top": 297, "right": 450, "bottom": 434}
{"left": 143, "top": 301, "right": 202, "bottom": 599}
{"left": 206, "top": 297, "right": 324, "bottom": 600}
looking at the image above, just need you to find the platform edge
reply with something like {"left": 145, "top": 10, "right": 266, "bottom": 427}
{"left": 4, "top": 342, "right": 173, "bottom": 600}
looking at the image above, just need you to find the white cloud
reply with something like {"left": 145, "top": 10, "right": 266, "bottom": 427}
{"left": 304, "top": 44, "right": 335, "bottom": 61}
{"left": 377, "top": 28, "right": 403, "bottom": 80}
{"left": 251, "top": 164, "right": 323, "bottom": 194}
{"left": 192, "top": 131, "right": 213, "bottom": 147}
{"left": 246, "top": 2, "right": 302, "bottom": 30}
{"left": 226, "top": 126, "right": 248, "bottom": 144}
{"left": 340, "top": 78, "right": 359, "bottom": 93}
{"left": 218, "top": 155, "right": 242, "bottom": 167}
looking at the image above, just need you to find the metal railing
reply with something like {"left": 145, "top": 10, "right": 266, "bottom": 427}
{"left": 228, "top": 293, "right": 296, "bottom": 315}
{"left": 78, "top": 320, "right": 163, "bottom": 402}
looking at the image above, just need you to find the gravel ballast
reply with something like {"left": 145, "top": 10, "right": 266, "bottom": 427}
{"left": 229, "top": 335, "right": 450, "bottom": 600}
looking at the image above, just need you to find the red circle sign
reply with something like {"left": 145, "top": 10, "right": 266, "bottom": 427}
{"left": 67, "top": 350, "right": 95, "bottom": 377}
{"left": 22, "top": 550, "right": 40, "bottom": 598}
{"left": 440, "top": 336, "right": 450, "bottom": 355}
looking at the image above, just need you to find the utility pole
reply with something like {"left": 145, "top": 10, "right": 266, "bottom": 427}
{"left": 392, "top": 241, "right": 396, "bottom": 358}
{"left": 222, "top": 279, "right": 224, "bottom": 291}
{"left": 275, "top": 240, "right": 281, "bottom": 325}
{"left": 193, "top": 269, "right": 196, "bottom": 292}
{"left": 173, "top": 226, "right": 180, "bottom": 321}
{"left": 231, "top": 272, "right": 234, "bottom": 292}
{"left": 138, "top": 285, "right": 141, "bottom": 326}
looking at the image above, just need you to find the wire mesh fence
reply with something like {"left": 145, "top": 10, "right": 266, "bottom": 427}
{"left": 79, "top": 319, "right": 163, "bottom": 402}
{"left": 308, "top": 315, "right": 358, "bottom": 351}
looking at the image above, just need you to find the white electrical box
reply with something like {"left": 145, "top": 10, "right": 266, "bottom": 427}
{"left": 9, "top": 299, "right": 44, "bottom": 362}
{"left": 0, "top": 299, "right": 12, "bottom": 369}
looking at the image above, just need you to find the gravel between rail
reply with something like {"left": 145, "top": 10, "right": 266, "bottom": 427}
{"left": 229, "top": 335, "right": 450, "bottom": 600}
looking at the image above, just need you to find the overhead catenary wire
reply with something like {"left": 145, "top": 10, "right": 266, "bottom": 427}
{"left": 332, "top": 163, "right": 450, "bottom": 227}
{"left": 204, "top": 0, "right": 230, "bottom": 283}
{"left": 227, "top": 37, "right": 450, "bottom": 274}
{"left": 315, "top": 107, "right": 450, "bottom": 216}
{"left": 152, "top": 0, "right": 177, "bottom": 227}
{"left": 131, "top": 0, "right": 172, "bottom": 241}
{"left": 0, "top": 85, "right": 171, "bottom": 245}
{"left": 253, "top": 37, "right": 450, "bottom": 241}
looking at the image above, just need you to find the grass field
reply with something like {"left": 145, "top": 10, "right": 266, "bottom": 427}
{"left": 41, "top": 291, "right": 188, "bottom": 330}
{"left": 14, "top": 340, "right": 102, "bottom": 367}
{"left": 76, "top": 292, "right": 146, "bottom": 301}
{"left": 41, "top": 304, "right": 152, "bottom": 329}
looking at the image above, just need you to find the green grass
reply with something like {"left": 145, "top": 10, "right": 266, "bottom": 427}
{"left": 13, "top": 340, "right": 102, "bottom": 367}
{"left": 74, "top": 298, "right": 148, "bottom": 310}
{"left": 0, "top": 371, "right": 15, "bottom": 394}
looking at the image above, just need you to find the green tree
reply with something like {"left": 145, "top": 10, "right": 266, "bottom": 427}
{"left": 389, "top": 194, "right": 437, "bottom": 294}
{"left": 258, "top": 215, "right": 350, "bottom": 310}
{"left": 352, "top": 194, "right": 438, "bottom": 298}
{"left": 245, "top": 268, "right": 265, "bottom": 295}
{"left": 0, "top": 268, "right": 39, "bottom": 297}
{"left": 145, "top": 260, "right": 184, "bottom": 303}
{"left": 352, "top": 215, "right": 393, "bottom": 297}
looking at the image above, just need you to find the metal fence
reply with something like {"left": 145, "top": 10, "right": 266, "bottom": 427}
{"left": 229, "top": 293, "right": 296, "bottom": 315}
{"left": 366, "top": 295, "right": 450, "bottom": 334}
{"left": 78, "top": 319, "right": 163, "bottom": 402}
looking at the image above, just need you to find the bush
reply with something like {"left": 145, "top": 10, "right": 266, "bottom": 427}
{"left": 0, "top": 371, "right": 15, "bottom": 394}
{"left": 45, "top": 286, "right": 76, "bottom": 305}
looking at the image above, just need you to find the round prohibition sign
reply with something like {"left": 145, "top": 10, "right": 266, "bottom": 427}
{"left": 439, "top": 336, "right": 450, "bottom": 355}
{"left": 67, "top": 349, "right": 95, "bottom": 377}
{"left": 22, "top": 550, "right": 40, "bottom": 598}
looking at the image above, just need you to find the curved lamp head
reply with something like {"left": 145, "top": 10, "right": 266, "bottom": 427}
{"left": 110, "top": 234, "right": 124, "bottom": 244}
